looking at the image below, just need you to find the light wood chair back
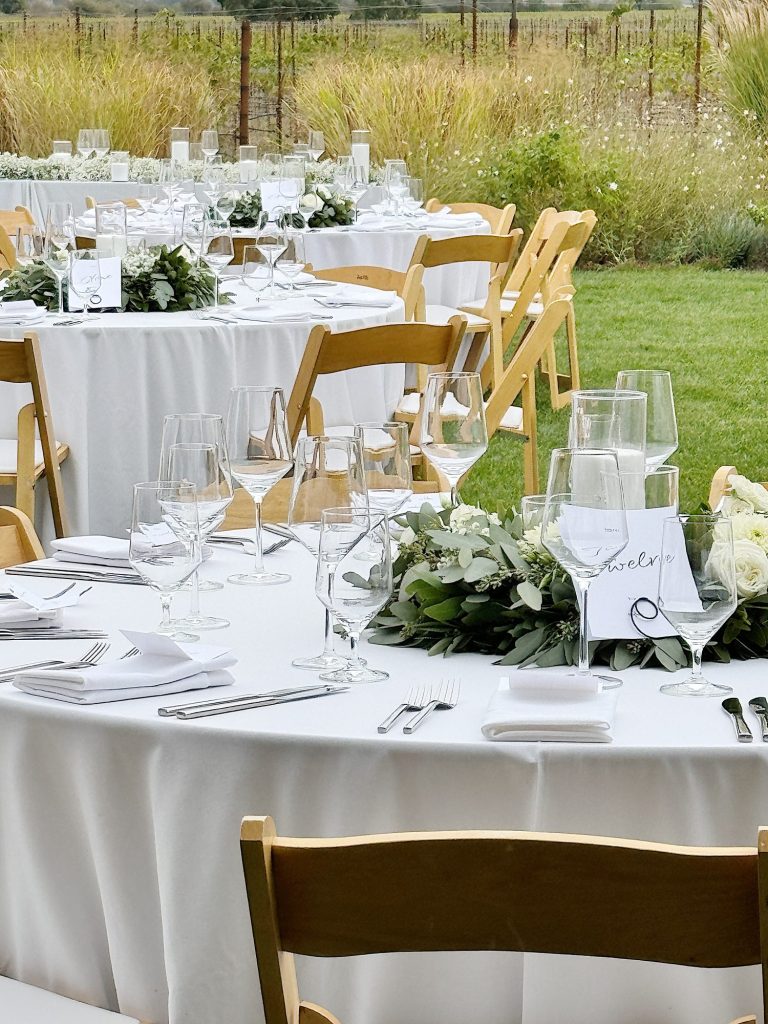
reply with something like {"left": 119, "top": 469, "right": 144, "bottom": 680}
{"left": 75, "top": 235, "right": 96, "bottom": 250}
{"left": 242, "top": 815, "right": 768, "bottom": 1024}
{"left": 285, "top": 317, "right": 466, "bottom": 446}
{"left": 709, "top": 466, "right": 768, "bottom": 510}
{"left": 416, "top": 232, "right": 519, "bottom": 276}
{"left": 85, "top": 196, "right": 141, "bottom": 210}
{"left": 424, "top": 199, "right": 516, "bottom": 234}
{"left": 0, "top": 506, "right": 44, "bottom": 567}
{"left": 0, "top": 225, "right": 15, "bottom": 271}
{"left": 306, "top": 263, "right": 424, "bottom": 321}
{"left": 484, "top": 295, "right": 571, "bottom": 493}
{"left": 0, "top": 208, "right": 35, "bottom": 271}
{"left": 0, "top": 333, "right": 69, "bottom": 537}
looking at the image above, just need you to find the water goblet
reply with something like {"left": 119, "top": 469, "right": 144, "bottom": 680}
{"left": 201, "top": 216, "right": 234, "bottom": 306}
{"left": 354, "top": 421, "right": 413, "bottom": 516}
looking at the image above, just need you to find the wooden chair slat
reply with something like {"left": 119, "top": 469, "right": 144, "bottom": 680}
{"left": 0, "top": 507, "right": 44, "bottom": 567}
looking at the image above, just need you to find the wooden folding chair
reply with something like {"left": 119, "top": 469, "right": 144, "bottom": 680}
{"left": 0, "top": 206, "right": 35, "bottom": 271}
{"left": 484, "top": 295, "right": 572, "bottom": 494}
{"left": 0, "top": 974, "right": 148, "bottom": 1023}
{"left": 242, "top": 815, "right": 767, "bottom": 1024}
{"left": 709, "top": 466, "right": 768, "bottom": 510}
{"left": 305, "top": 262, "right": 424, "bottom": 321}
{"left": 85, "top": 196, "right": 141, "bottom": 210}
{"left": 0, "top": 333, "right": 69, "bottom": 537}
{"left": 424, "top": 198, "right": 517, "bottom": 235}
{"left": 0, "top": 506, "right": 44, "bottom": 567}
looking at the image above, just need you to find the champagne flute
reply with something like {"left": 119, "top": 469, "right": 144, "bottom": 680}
{"left": 287, "top": 436, "right": 368, "bottom": 670}
{"left": 354, "top": 421, "right": 413, "bottom": 515}
{"left": 201, "top": 216, "right": 234, "bottom": 307}
{"left": 419, "top": 371, "right": 488, "bottom": 507}
{"left": 129, "top": 481, "right": 201, "bottom": 643}
{"left": 658, "top": 514, "right": 737, "bottom": 697}
{"left": 224, "top": 386, "right": 294, "bottom": 586}
{"left": 315, "top": 507, "right": 392, "bottom": 684}
{"left": 201, "top": 130, "right": 219, "bottom": 160}
{"left": 542, "top": 448, "right": 630, "bottom": 690}
{"left": 67, "top": 250, "right": 102, "bottom": 320}
{"left": 616, "top": 370, "right": 679, "bottom": 473}
{"left": 165, "top": 442, "right": 233, "bottom": 631}
{"left": 256, "top": 209, "right": 287, "bottom": 300}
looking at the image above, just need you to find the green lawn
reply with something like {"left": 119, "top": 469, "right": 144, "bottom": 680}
{"left": 463, "top": 265, "right": 768, "bottom": 511}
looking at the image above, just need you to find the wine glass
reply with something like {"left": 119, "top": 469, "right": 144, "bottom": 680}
{"left": 15, "top": 227, "right": 44, "bottom": 266}
{"left": 44, "top": 203, "right": 76, "bottom": 314}
{"left": 287, "top": 436, "right": 368, "bottom": 670}
{"left": 658, "top": 514, "right": 737, "bottom": 697}
{"left": 520, "top": 494, "right": 546, "bottom": 537}
{"left": 135, "top": 178, "right": 159, "bottom": 216}
{"left": 384, "top": 159, "right": 408, "bottom": 215}
{"left": 201, "top": 217, "right": 234, "bottom": 307}
{"left": 308, "top": 130, "right": 325, "bottom": 162}
{"left": 256, "top": 209, "right": 287, "bottom": 299}
{"left": 569, "top": 388, "right": 647, "bottom": 506}
{"left": 542, "top": 448, "right": 630, "bottom": 690}
{"left": 181, "top": 202, "right": 207, "bottom": 260}
{"left": 354, "top": 421, "right": 413, "bottom": 515}
{"left": 164, "top": 442, "right": 233, "bottom": 631}
{"left": 129, "top": 481, "right": 201, "bottom": 643}
{"left": 215, "top": 190, "right": 237, "bottom": 222}
{"left": 345, "top": 165, "right": 369, "bottom": 222}
{"left": 67, "top": 250, "right": 103, "bottom": 320}
{"left": 616, "top": 370, "right": 679, "bottom": 473}
{"left": 201, "top": 130, "right": 219, "bottom": 160}
{"left": 92, "top": 129, "right": 111, "bottom": 158}
{"left": 159, "top": 412, "right": 233, "bottom": 605}
{"left": 280, "top": 157, "right": 305, "bottom": 213}
{"left": 240, "top": 244, "right": 269, "bottom": 301}
{"left": 277, "top": 231, "right": 305, "bottom": 292}
{"left": 224, "top": 386, "right": 294, "bottom": 586}
{"left": 76, "top": 129, "right": 95, "bottom": 158}
{"left": 419, "top": 371, "right": 488, "bottom": 507}
{"left": 315, "top": 507, "right": 393, "bottom": 684}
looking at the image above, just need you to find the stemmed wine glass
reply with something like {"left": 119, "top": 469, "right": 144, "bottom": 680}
{"left": 419, "top": 371, "right": 488, "bottom": 507}
{"left": 67, "top": 250, "right": 103, "bottom": 321}
{"left": 569, "top": 388, "right": 647, "bottom": 507}
{"left": 92, "top": 129, "right": 111, "bottom": 158}
{"left": 240, "top": 244, "right": 270, "bottom": 301}
{"left": 224, "top": 386, "right": 294, "bottom": 586}
{"left": 76, "top": 129, "right": 95, "bottom": 159}
{"left": 201, "top": 130, "right": 219, "bottom": 161}
{"left": 181, "top": 202, "right": 208, "bottom": 261}
{"left": 308, "top": 131, "right": 325, "bottom": 161}
{"left": 615, "top": 370, "right": 678, "bottom": 474}
{"left": 277, "top": 231, "right": 306, "bottom": 292}
{"left": 315, "top": 507, "right": 393, "bottom": 684}
{"left": 255, "top": 209, "right": 287, "bottom": 300}
{"left": 384, "top": 159, "right": 408, "bottom": 215}
{"left": 201, "top": 216, "right": 234, "bottom": 307}
{"left": 657, "top": 514, "right": 737, "bottom": 697}
{"left": 287, "top": 436, "right": 368, "bottom": 670}
{"left": 542, "top": 448, "right": 630, "bottom": 690}
{"left": 15, "top": 228, "right": 44, "bottom": 266}
{"left": 354, "top": 421, "right": 413, "bottom": 515}
{"left": 129, "top": 481, "right": 201, "bottom": 643}
{"left": 44, "top": 203, "right": 75, "bottom": 314}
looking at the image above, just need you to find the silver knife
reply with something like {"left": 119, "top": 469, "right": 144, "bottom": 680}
{"left": 157, "top": 683, "right": 330, "bottom": 716}
{"left": 722, "top": 697, "right": 753, "bottom": 742}
{"left": 173, "top": 685, "right": 349, "bottom": 720}
{"left": 749, "top": 697, "right": 768, "bottom": 742}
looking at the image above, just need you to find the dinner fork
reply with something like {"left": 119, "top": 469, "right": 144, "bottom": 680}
{"left": 403, "top": 678, "right": 460, "bottom": 734}
{"left": 120, "top": 646, "right": 140, "bottom": 660}
{"left": 49, "top": 641, "right": 111, "bottom": 672}
{"left": 377, "top": 684, "right": 429, "bottom": 734}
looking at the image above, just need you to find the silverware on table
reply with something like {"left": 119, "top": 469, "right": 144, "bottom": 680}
{"left": 378, "top": 684, "right": 429, "bottom": 734}
{"left": 722, "top": 697, "right": 753, "bottom": 742}
{"left": 0, "top": 658, "right": 67, "bottom": 680}
{"left": 165, "top": 684, "right": 349, "bottom": 720}
{"left": 45, "top": 642, "right": 111, "bottom": 672}
{"left": 0, "top": 630, "right": 108, "bottom": 641}
{"left": 403, "top": 678, "right": 460, "bottom": 734}
{"left": 5, "top": 567, "right": 145, "bottom": 586}
{"left": 158, "top": 683, "right": 334, "bottom": 717}
{"left": 749, "top": 697, "right": 768, "bottom": 742}
{"left": 208, "top": 534, "right": 291, "bottom": 556}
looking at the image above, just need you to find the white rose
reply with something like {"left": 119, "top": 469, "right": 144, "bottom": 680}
{"left": 398, "top": 526, "right": 416, "bottom": 545}
{"left": 730, "top": 512, "right": 768, "bottom": 554}
{"left": 300, "top": 193, "right": 324, "bottom": 211}
{"left": 730, "top": 474, "right": 768, "bottom": 512}
{"left": 731, "top": 539, "right": 768, "bottom": 599}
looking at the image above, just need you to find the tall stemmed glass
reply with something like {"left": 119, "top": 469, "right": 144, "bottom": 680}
{"left": 316, "top": 507, "right": 393, "bottom": 684}
{"left": 67, "top": 250, "right": 102, "bottom": 321}
{"left": 308, "top": 131, "right": 325, "bottom": 162}
{"left": 288, "top": 436, "right": 368, "bottom": 670}
{"left": 129, "top": 481, "right": 201, "bottom": 643}
{"left": 255, "top": 209, "right": 287, "bottom": 299}
{"left": 181, "top": 202, "right": 208, "bottom": 260}
{"left": 569, "top": 388, "right": 647, "bottom": 507}
{"left": 15, "top": 228, "right": 44, "bottom": 266}
{"left": 201, "top": 216, "right": 234, "bottom": 307}
{"left": 419, "top": 371, "right": 488, "bottom": 507}
{"left": 44, "top": 202, "right": 75, "bottom": 315}
{"left": 354, "top": 421, "right": 413, "bottom": 515}
{"left": 92, "top": 129, "right": 111, "bottom": 158}
{"left": 76, "top": 129, "right": 95, "bottom": 159}
{"left": 658, "top": 514, "right": 737, "bottom": 697}
{"left": 160, "top": 412, "right": 233, "bottom": 602}
{"left": 616, "top": 370, "right": 678, "bottom": 474}
{"left": 225, "top": 386, "right": 294, "bottom": 586}
{"left": 277, "top": 231, "right": 306, "bottom": 292}
{"left": 201, "top": 130, "right": 219, "bottom": 161}
{"left": 241, "top": 244, "right": 270, "bottom": 301}
{"left": 165, "top": 442, "right": 233, "bottom": 631}
{"left": 542, "top": 448, "right": 630, "bottom": 690}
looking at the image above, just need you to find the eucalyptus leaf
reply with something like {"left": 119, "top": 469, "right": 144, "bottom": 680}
{"left": 517, "top": 580, "right": 543, "bottom": 611}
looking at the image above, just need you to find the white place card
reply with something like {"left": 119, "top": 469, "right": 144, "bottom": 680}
{"left": 260, "top": 179, "right": 300, "bottom": 215}
{"left": 68, "top": 256, "right": 122, "bottom": 311}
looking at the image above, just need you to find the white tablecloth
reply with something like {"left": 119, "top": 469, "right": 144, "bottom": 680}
{"left": 0, "top": 180, "right": 152, "bottom": 221}
{"left": 0, "top": 541, "right": 764, "bottom": 1024}
{"left": 0, "top": 284, "right": 405, "bottom": 541}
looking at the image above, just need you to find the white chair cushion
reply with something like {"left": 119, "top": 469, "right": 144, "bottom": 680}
{"left": 298, "top": 424, "right": 420, "bottom": 458}
{"left": 0, "top": 438, "right": 44, "bottom": 475}
{"left": 425, "top": 304, "right": 489, "bottom": 329}
{"left": 397, "top": 394, "right": 523, "bottom": 432}
{"left": 0, "top": 976, "right": 140, "bottom": 1023}
{"left": 396, "top": 393, "right": 421, "bottom": 416}
{"left": 499, "top": 405, "right": 524, "bottom": 430}
{"left": 464, "top": 296, "right": 543, "bottom": 318}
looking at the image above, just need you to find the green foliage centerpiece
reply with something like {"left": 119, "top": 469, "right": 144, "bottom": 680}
{"left": 227, "top": 188, "right": 354, "bottom": 230}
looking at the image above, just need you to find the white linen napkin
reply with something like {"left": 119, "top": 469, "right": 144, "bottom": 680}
{"left": 0, "top": 581, "right": 82, "bottom": 627}
{"left": 0, "top": 300, "right": 47, "bottom": 324}
{"left": 13, "top": 630, "right": 237, "bottom": 704}
{"left": 427, "top": 211, "right": 486, "bottom": 228}
{"left": 51, "top": 535, "right": 130, "bottom": 569}
{"left": 481, "top": 674, "right": 618, "bottom": 743}
{"left": 318, "top": 284, "right": 397, "bottom": 308}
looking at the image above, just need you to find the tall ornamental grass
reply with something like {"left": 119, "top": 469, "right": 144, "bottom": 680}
{"left": 707, "top": 0, "right": 768, "bottom": 131}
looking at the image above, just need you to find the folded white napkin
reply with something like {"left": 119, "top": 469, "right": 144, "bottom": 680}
{"left": 322, "top": 284, "right": 397, "bottom": 307}
{"left": 481, "top": 674, "right": 618, "bottom": 743}
{"left": 0, "top": 581, "right": 82, "bottom": 627}
{"left": 13, "top": 629, "right": 237, "bottom": 704}
{"left": 229, "top": 308, "right": 314, "bottom": 323}
{"left": 0, "top": 300, "right": 47, "bottom": 324}
{"left": 51, "top": 535, "right": 130, "bottom": 569}
{"left": 427, "top": 212, "right": 486, "bottom": 227}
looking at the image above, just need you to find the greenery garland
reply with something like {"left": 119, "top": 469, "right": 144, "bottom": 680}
{"left": 227, "top": 188, "right": 355, "bottom": 230}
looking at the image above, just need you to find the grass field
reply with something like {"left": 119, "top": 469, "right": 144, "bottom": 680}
{"left": 464, "top": 265, "right": 768, "bottom": 511}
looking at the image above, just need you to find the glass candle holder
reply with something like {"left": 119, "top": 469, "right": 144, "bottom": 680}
{"left": 110, "top": 151, "right": 130, "bottom": 182}
{"left": 170, "top": 127, "right": 190, "bottom": 163}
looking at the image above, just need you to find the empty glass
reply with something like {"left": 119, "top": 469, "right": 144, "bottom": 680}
{"left": 277, "top": 231, "right": 305, "bottom": 291}
{"left": 201, "top": 217, "right": 234, "bottom": 306}
{"left": 288, "top": 436, "right": 368, "bottom": 670}
{"left": 67, "top": 250, "right": 103, "bottom": 319}
{"left": 15, "top": 228, "right": 44, "bottom": 266}
{"left": 308, "top": 131, "right": 325, "bottom": 161}
{"left": 280, "top": 157, "right": 305, "bottom": 212}
{"left": 520, "top": 494, "right": 547, "bottom": 536}
{"left": 92, "top": 129, "right": 111, "bottom": 157}
{"left": 241, "top": 244, "right": 270, "bottom": 300}
{"left": 181, "top": 202, "right": 208, "bottom": 260}
{"left": 419, "top": 371, "right": 488, "bottom": 506}
{"left": 658, "top": 514, "right": 737, "bottom": 697}
{"left": 542, "top": 448, "right": 630, "bottom": 690}
{"left": 615, "top": 370, "right": 679, "bottom": 473}
{"left": 569, "top": 388, "right": 647, "bottom": 506}
{"left": 129, "top": 481, "right": 201, "bottom": 643}
{"left": 354, "top": 421, "right": 413, "bottom": 515}
{"left": 224, "top": 386, "right": 294, "bottom": 586}
{"left": 316, "top": 507, "right": 393, "bottom": 684}
{"left": 76, "top": 129, "right": 95, "bottom": 158}
{"left": 256, "top": 210, "right": 287, "bottom": 299}
{"left": 201, "top": 130, "right": 219, "bottom": 160}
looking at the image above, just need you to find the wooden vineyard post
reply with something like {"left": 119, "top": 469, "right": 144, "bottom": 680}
{"left": 472, "top": 0, "right": 477, "bottom": 61}
{"left": 508, "top": 0, "right": 518, "bottom": 63}
{"left": 74, "top": 5, "right": 81, "bottom": 60}
{"left": 459, "top": 0, "right": 465, "bottom": 66}
{"left": 276, "top": 15, "right": 284, "bottom": 145}
{"left": 693, "top": 0, "right": 704, "bottom": 124}
{"left": 240, "top": 18, "right": 251, "bottom": 147}
{"left": 648, "top": 8, "right": 655, "bottom": 119}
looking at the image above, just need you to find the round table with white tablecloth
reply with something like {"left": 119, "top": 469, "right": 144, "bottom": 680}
{"left": 0, "top": 282, "right": 405, "bottom": 543}
{"left": 0, "top": 539, "right": 763, "bottom": 1024}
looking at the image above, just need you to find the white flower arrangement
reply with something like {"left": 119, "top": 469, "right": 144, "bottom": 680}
{"left": 715, "top": 475, "right": 768, "bottom": 599}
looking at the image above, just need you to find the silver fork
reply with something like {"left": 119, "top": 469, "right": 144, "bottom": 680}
{"left": 403, "top": 679, "right": 460, "bottom": 734}
{"left": 120, "top": 646, "right": 140, "bottom": 660}
{"left": 49, "top": 641, "right": 111, "bottom": 672}
{"left": 377, "top": 684, "right": 429, "bottom": 734}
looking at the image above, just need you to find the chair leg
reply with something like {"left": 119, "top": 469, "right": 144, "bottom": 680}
{"left": 15, "top": 403, "right": 36, "bottom": 525}
{"left": 542, "top": 304, "right": 580, "bottom": 411}
{"left": 522, "top": 373, "right": 539, "bottom": 495}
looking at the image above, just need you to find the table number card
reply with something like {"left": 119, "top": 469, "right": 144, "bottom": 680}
{"left": 68, "top": 256, "right": 122, "bottom": 311}
{"left": 587, "top": 505, "right": 678, "bottom": 640}
{"left": 259, "top": 179, "right": 300, "bottom": 216}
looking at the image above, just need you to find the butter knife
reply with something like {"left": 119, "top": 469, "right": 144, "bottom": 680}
{"left": 173, "top": 684, "right": 349, "bottom": 720}
{"left": 722, "top": 697, "right": 753, "bottom": 742}
{"left": 749, "top": 697, "right": 768, "bottom": 742}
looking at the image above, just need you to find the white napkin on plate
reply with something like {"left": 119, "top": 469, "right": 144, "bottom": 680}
{"left": 229, "top": 308, "right": 313, "bottom": 323}
{"left": 481, "top": 674, "right": 618, "bottom": 743}
{"left": 51, "top": 535, "right": 131, "bottom": 569}
{"left": 13, "top": 630, "right": 237, "bottom": 704}
{"left": 318, "top": 284, "right": 397, "bottom": 307}
{"left": 0, "top": 300, "right": 47, "bottom": 324}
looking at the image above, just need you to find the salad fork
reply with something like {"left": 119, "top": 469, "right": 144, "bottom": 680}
{"left": 377, "top": 684, "right": 429, "bottom": 734}
{"left": 403, "top": 678, "right": 460, "bottom": 734}
{"left": 48, "top": 641, "right": 111, "bottom": 672}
